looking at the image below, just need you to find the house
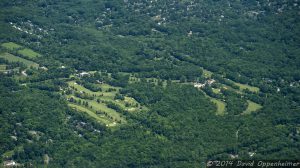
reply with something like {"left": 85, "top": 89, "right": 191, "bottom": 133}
{"left": 21, "top": 70, "right": 28, "bottom": 76}
{"left": 96, "top": 80, "right": 104, "bottom": 84}
{"left": 40, "top": 66, "right": 48, "bottom": 70}
{"left": 1, "top": 70, "right": 13, "bottom": 75}
{"left": 78, "top": 72, "right": 90, "bottom": 77}
{"left": 206, "top": 79, "right": 216, "bottom": 85}
{"left": 193, "top": 79, "right": 216, "bottom": 88}
{"left": 194, "top": 83, "right": 205, "bottom": 88}
{"left": 248, "top": 152, "right": 256, "bottom": 157}
{"left": 4, "top": 160, "right": 19, "bottom": 167}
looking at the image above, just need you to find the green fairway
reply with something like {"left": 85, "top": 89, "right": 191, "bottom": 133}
{"left": 212, "top": 88, "right": 221, "bottom": 94}
{"left": 66, "top": 80, "right": 145, "bottom": 124}
{"left": 68, "top": 81, "right": 119, "bottom": 96}
{"left": 202, "top": 69, "right": 213, "bottom": 78}
{"left": 234, "top": 82, "right": 260, "bottom": 93}
{"left": 67, "top": 95, "right": 125, "bottom": 124}
{"left": 0, "top": 52, "right": 39, "bottom": 68}
{"left": 68, "top": 81, "right": 140, "bottom": 109}
{"left": 2, "top": 146, "right": 23, "bottom": 159}
{"left": 1, "top": 42, "right": 22, "bottom": 50}
{"left": 243, "top": 100, "right": 262, "bottom": 115}
{"left": 18, "top": 48, "right": 41, "bottom": 58}
{"left": 68, "top": 103, "right": 112, "bottom": 125}
{"left": 211, "top": 98, "right": 226, "bottom": 115}
{"left": 90, "top": 101, "right": 125, "bottom": 122}
{"left": 0, "top": 65, "right": 6, "bottom": 70}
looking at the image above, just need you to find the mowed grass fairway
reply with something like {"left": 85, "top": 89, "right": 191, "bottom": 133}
{"left": 0, "top": 53, "right": 39, "bottom": 68}
{"left": 68, "top": 103, "right": 111, "bottom": 124}
{"left": 0, "top": 65, "right": 6, "bottom": 71}
{"left": 2, "top": 42, "right": 41, "bottom": 58}
{"left": 68, "top": 81, "right": 119, "bottom": 100}
{"left": 68, "top": 81, "right": 142, "bottom": 110}
{"left": 195, "top": 85, "right": 227, "bottom": 115}
{"left": 211, "top": 98, "right": 226, "bottom": 115}
{"left": 2, "top": 146, "right": 23, "bottom": 159}
{"left": 66, "top": 80, "right": 145, "bottom": 126}
{"left": 1, "top": 42, "right": 22, "bottom": 50}
{"left": 203, "top": 69, "right": 213, "bottom": 78}
{"left": 18, "top": 48, "right": 41, "bottom": 58}
{"left": 243, "top": 100, "right": 262, "bottom": 115}
{"left": 67, "top": 95, "right": 125, "bottom": 126}
{"left": 212, "top": 88, "right": 221, "bottom": 94}
{"left": 234, "top": 82, "right": 260, "bottom": 93}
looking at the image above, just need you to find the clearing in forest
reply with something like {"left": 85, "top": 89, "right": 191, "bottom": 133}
{"left": 0, "top": 53, "right": 39, "bottom": 68}
{"left": 1, "top": 42, "right": 22, "bottom": 50}
{"left": 202, "top": 69, "right": 213, "bottom": 78}
{"left": 211, "top": 98, "right": 226, "bottom": 115}
{"left": 212, "top": 88, "right": 221, "bottom": 94}
{"left": 234, "top": 82, "right": 260, "bottom": 93}
{"left": 242, "top": 100, "right": 262, "bottom": 115}
{"left": 1, "top": 42, "right": 41, "bottom": 58}
{"left": 66, "top": 80, "right": 144, "bottom": 126}
{"left": 18, "top": 48, "right": 41, "bottom": 58}
{"left": 68, "top": 103, "right": 112, "bottom": 125}
{"left": 2, "top": 146, "right": 23, "bottom": 159}
{"left": 0, "top": 65, "right": 6, "bottom": 71}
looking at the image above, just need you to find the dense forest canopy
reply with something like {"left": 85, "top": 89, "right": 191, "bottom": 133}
{"left": 0, "top": 0, "right": 299, "bottom": 167}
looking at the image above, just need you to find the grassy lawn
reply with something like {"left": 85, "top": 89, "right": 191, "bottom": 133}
{"left": 243, "top": 100, "right": 262, "bottom": 115}
{"left": 66, "top": 80, "right": 145, "bottom": 125}
{"left": 235, "top": 82, "right": 260, "bottom": 93}
{"left": 0, "top": 64, "right": 6, "bottom": 70}
{"left": 211, "top": 98, "right": 226, "bottom": 115}
{"left": 2, "top": 146, "right": 23, "bottom": 159}
{"left": 100, "top": 83, "right": 121, "bottom": 91}
{"left": 68, "top": 95, "right": 125, "bottom": 123}
{"left": 68, "top": 81, "right": 98, "bottom": 94}
{"left": 67, "top": 82, "right": 128, "bottom": 120}
{"left": 0, "top": 52, "right": 39, "bottom": 68}
{"left": 87, "top": 100, "right": 125, "bottom": 121}
{"left": 1, "top": 42, "right": 22, "bottom": 50}
{"left": 68, "top": 82, "right": 119, "bottom": 100}
{"left": 201, "top": 89, "right": 226, "bottom": 115}
{"left": 68, "top": 81, "right": 119, "bottom": 95}
{"left": 212, "top": 88, "right": 221, "bottom": 94}
{"left": 68, "top": 103, "right": 112, "bottom": 125}
{"left": 18, "top": 48, "right": 41, "bottom": 58}
{"left": 202, "top": 68, "right": 213, "bottom": 78}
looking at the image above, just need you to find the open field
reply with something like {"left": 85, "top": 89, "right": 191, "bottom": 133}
{"left": 68, "top": 81, "right": 120, "bottom": 100}
{"left": 211, "top": 98, "right": 226, "bottom": 115}
{"left": 200, "top": 89, "right": 227, "bottom": 115}
{"left": 242, "top": 100, "right": 262, "bottom": 115}
{"left": 67, "top": 96, "right": 125, "bottom": 125}
{"left": 68, "top": 103, "right": 111, "bottom": 124}
{"left": 200, "top": 66, "right": 260, "bottom": 93}
{"left": 202, "top": 69, "right": 213, "bottom": 78}
{"left": 0, "top": 65, "right": 6, "bottom": 70}
{"left": 221, "top": 84, "right": 243, "bottom": 94}
{"left": 68, "top": 81, "right": 142, "bottom": 110}
{"left": 0, "top": 53, "right": 39, "bottom": 68}
{"left": 84, "top": 99, "right": 124, "bottom": 121}
{"left": 2, "top": 146, "right": 23, "bottom": 159}
{"left": 1, "top": 42, "right": 22, "bottom": 50}
{"left": 66, "top": 80, "right": 145, "bottom": 125}
{"left": 235, "top": 82, "right": 260, "bottom": 93}
{"left": 18, "top": 48, "right": 41, "bottom": 58}
{"left": 212, "top": 88, "right": 221, "bottom": 94}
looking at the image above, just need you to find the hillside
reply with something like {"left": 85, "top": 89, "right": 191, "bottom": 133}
{"left": 0, "top": 0, "right": 300, "bottom": 167}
